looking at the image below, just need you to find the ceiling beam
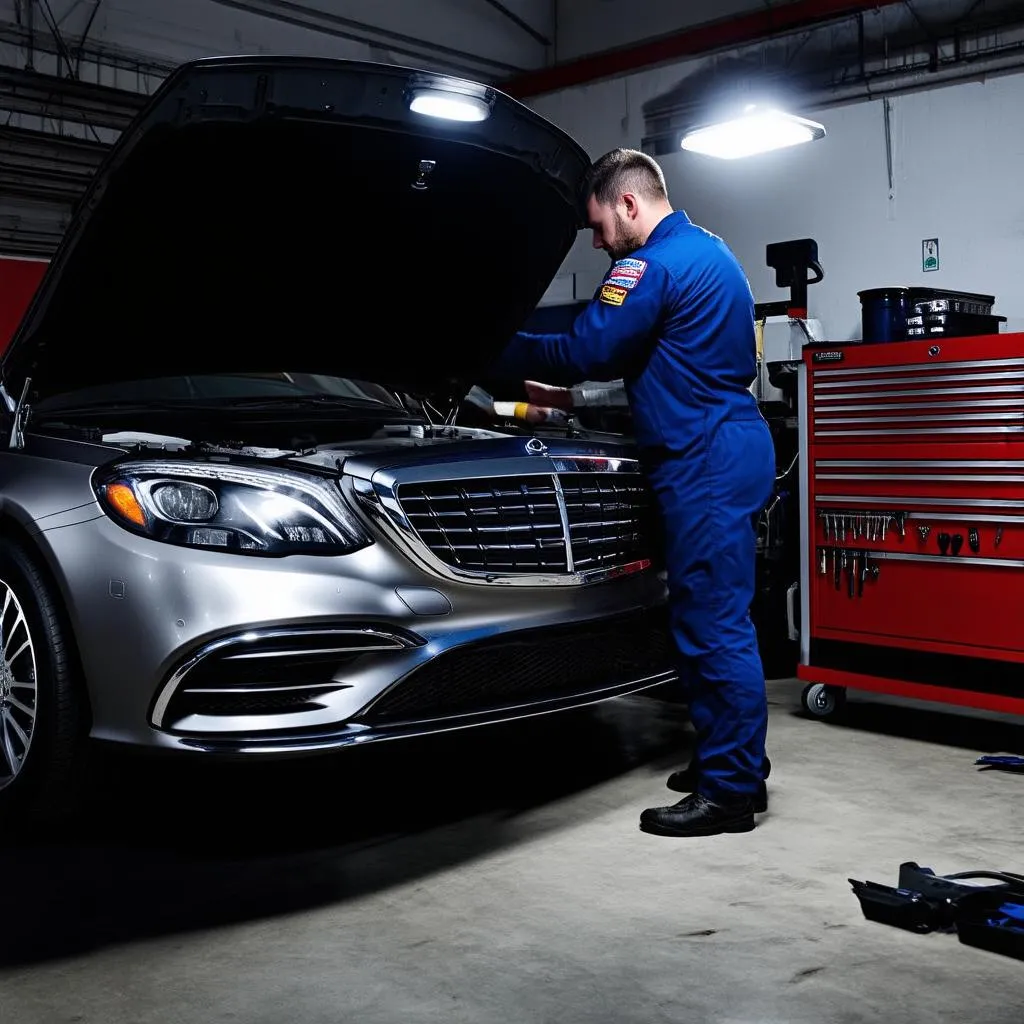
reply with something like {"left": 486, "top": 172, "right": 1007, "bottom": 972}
{"left": 0, "top": 22, "right": 176, "bottom": 79}
{"left": 0, "top": 220, "right": 67, "bottom": 258}
{"left": 0, "top": 124, "right": 107, "bottom": 204}
{"left": 0, "top": 65, "right": 147, "bottom": 132}
{"left": 206, "top": 0, "right": 526, "bottom": 77}
{"left": 503, "top": 0, "right": 906, "bottom": 98}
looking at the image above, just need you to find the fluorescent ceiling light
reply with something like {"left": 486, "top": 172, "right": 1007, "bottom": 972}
{"left": 409, "top": 88, "right": 490, "bottom": 123}
{"left": 681, "top": 109, "right": 825, "bottom": 159}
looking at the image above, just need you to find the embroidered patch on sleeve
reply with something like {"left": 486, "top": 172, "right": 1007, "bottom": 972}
{"left": 600, "top": 284, "right": 628, "bottom": 306}
{"left": 606, "top": 257, "right": 648, "bottom": 291}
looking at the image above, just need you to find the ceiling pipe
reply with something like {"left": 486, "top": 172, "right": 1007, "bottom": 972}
{"left": 809, "top": 44, "right": 1024, "bottom": 106}
{"left": 503, "top": 0, "right": 906, "bottom": 98}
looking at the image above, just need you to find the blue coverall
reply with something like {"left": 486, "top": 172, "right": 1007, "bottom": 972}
{"left": 493, "top": 211, "right": 776, "bottom": 802}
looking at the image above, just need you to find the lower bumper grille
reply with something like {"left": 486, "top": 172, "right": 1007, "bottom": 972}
{"left": 156, "top": 627, "right": 418, "bottom": 728}
{"left": 177, "top": 688, "right": 338, "bottom": 717}
{"left": 396, "top": 471, "right": 655, "bottom": 576}
{"left": 359, "top": 610, "right": 675, "bottom": 725}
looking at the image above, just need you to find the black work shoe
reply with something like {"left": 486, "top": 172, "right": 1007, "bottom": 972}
{"left": 639, "top": 793, "right": 756, "bottom": 838}
{"left": 666, "top": 767, "right": 769, "bottom": 813}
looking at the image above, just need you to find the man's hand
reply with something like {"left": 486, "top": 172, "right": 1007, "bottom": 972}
{"left": 524, "top": 381, "right": 573, "bottom": 410}
{"left": 522, "top": 403, "right": 569, "bottom": 425}
{"left": 492, "top": 398, "right": 571, "bottom": 426}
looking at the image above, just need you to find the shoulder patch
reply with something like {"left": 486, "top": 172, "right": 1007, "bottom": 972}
{"left": 606, "top": 257, "right": 648, "bottom": 291}
{"left": 600, "top": 284, "right": 628, "bottom": 307}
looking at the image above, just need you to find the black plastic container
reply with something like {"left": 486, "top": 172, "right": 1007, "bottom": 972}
{"left": 860, "top": 287, "right": 1000, "bottom": 343}
{"left": 905, "top": 312, "right": 1006, "bottom": 338}
{"left": 908, "top": 288, "right": 995, "bottom": 317}
{"left": 859, "top": 287, "right": 909, "bottom": 343}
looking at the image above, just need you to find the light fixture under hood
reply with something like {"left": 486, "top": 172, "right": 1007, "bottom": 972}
{"left": 408, "top": 75, "right": 492, "bottom": 123}
{"left": 681, "top": 108, "right": 825, "bottom": 160}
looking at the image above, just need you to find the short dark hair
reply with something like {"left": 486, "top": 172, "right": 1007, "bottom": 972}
{"left": 585, "top": 148, "right": 668, "bottom": 206}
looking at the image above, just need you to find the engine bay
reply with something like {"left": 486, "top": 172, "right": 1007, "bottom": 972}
{"left": 25, "top": 372, "right": 628, "bottom": 466}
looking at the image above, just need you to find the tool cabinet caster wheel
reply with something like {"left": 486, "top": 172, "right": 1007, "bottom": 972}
{"left": 801, "top": 683, "right": 846, "bottom": 720}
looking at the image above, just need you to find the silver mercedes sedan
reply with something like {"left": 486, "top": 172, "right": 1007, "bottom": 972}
{"left": 0, "top": 56, "right": 673, "bottom": 821}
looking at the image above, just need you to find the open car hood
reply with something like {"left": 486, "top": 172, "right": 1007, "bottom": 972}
{"left": 0, "top": 56, "right": 591, "bottom": 405}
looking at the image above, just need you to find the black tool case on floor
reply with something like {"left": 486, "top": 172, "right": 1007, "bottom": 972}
{"left": 850, "top": 862, "right": 1024, "bottom": 961}
{"left": 850, "top": 863, "right": 977, "bottom": 933}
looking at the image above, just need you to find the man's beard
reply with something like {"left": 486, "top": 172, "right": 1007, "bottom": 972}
{"left": 607, "top": 211, "right": 645, "bottom": 262}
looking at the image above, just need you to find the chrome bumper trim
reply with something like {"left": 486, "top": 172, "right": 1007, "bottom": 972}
{"left": 150, "top": 626, "right": 420, "bottom": 729}
{"left": 168, "top": 669, "right": 678, "bottom": 754}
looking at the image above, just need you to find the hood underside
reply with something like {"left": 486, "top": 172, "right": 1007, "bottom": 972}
{"left": 1, "top": 57, "right": 591, "bottom": 404}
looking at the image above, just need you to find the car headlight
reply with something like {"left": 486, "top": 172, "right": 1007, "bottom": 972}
{"left": 94, "top": 461, "right": 372, "bottom": 556}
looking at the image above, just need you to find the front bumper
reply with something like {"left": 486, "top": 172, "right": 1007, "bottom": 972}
{"left": 41, "top": 514, "right": 673, "bottom": 754}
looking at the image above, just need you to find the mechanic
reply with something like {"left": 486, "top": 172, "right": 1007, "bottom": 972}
{"left": 489, "top": 148, "right": 776, "bottom": 839}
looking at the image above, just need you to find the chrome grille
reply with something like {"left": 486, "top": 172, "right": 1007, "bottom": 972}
{"left": 396, "top": 471, "right": 653, "bottom": 576}
{"left": 398, "top": 475, "right": 569, "bottom": 573}
{"left": 559, "top": 473, "right": 650, "bottom": 571}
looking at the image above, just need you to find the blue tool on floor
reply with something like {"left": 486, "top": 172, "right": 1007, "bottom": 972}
{"left": 975, "top": 755, "right": 1024, "bottom": 771}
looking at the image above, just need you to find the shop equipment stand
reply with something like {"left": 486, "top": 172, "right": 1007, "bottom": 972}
{"left": 795, "top": 331, "right": 1024, "bottom": 719}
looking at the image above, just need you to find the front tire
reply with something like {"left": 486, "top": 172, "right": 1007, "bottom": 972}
{"left": 0, "top": 539, "right": 88, "bottom": 828}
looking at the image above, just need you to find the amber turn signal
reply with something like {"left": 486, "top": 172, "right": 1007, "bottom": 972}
{"left": 102, "top": 482, "right": 147, "bottom": 527}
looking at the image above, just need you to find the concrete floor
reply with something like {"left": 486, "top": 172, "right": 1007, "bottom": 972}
{"left": 2, "top": 678, "right": 1023, "bottom": 1023}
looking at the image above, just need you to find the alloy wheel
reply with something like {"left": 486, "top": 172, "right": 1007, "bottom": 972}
{"left": 0, "top": 579, "right": 38, "bottom": 790}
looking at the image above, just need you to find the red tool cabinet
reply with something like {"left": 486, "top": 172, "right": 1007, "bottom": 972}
{"left": 795, "top": 331, "right": 1024, "bottom": 718}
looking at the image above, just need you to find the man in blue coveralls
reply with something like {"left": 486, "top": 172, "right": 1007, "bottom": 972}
{"left": 491, "top": 148, "right": 776, "bottom": 838}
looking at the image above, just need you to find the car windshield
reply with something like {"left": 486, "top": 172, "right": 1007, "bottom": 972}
{"left": 34, "top": 373, "right": 409, "bottom": 412}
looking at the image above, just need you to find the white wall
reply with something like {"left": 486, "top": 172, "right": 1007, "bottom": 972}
{"left": 532, "top": 62, "right": 693, "bottom": 302}
{"left": 533, "top": 66, "right": 1024, "bottom": 338}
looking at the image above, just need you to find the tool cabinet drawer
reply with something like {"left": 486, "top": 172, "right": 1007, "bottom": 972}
{"left": 807, "top": 338, "right": 1024, "bottom": 447}
{"left": 812, "top": 548, "right": 1024, "bottom": 656}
